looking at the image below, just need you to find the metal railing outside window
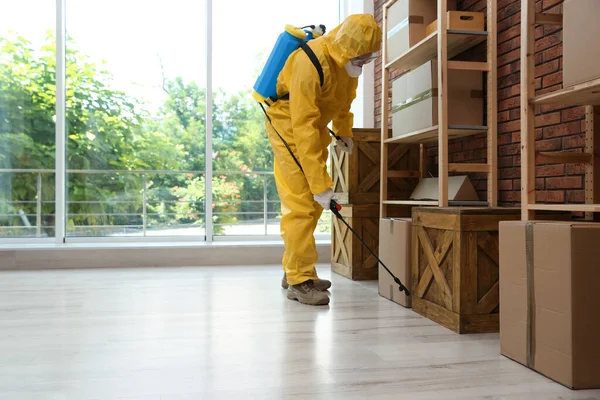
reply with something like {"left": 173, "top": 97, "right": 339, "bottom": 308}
{"left": 0, "top": 168, "right": 331, "bottom": 240}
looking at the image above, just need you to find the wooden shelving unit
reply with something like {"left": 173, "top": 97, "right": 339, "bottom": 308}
{"left": 380, "top": 0, "right": 498, "bottom": 218}
{"left": 520, "top": 0, "right": 600, "bottom": 220}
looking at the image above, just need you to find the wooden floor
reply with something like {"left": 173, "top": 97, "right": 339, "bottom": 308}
{"left": 0, "top": 265, "right": 598, "bottom": 400}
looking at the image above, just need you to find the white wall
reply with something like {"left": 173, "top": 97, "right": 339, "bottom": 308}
{"left": 339, "top": 0, "right": 375, "bottom": 129}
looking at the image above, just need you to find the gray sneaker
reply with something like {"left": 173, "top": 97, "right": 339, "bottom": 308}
{"left": 281, "top": 272, "right": 331, "bottom": 291}
{"left": 287, "top": 280, "right": 330, "bottom": 306}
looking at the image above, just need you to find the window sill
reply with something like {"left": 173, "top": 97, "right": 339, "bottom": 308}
{"left": 0, "top": 239, "right": 332, "bottom": 270}
{"left": 0, "top": 238, "right": 331, "bottom": 251}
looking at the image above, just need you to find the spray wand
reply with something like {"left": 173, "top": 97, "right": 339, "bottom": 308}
{"left": 329, "top": 199, "right": 410, "bottom": 296}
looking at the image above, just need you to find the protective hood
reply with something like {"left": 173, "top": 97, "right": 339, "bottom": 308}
{"left": 323, "top": 13, "right": 382, "bottom": 68}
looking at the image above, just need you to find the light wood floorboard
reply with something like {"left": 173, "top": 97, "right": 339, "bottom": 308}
{"left": 0, "top": 265, "right": 598, "bottom": 399}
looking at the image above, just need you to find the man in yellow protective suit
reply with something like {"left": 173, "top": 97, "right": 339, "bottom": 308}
{"left": 265, "top": 14, "right": 382, "bottom": 306}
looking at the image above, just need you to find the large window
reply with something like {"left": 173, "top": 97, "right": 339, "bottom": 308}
{"left": 0, "top": 1, "right": 56, "bottom": 238}
{"left": 65, "top": 0, "right": 207, "bottom": 237}
{"left": 0, "top": 0, "right": 342, "bottom": 242}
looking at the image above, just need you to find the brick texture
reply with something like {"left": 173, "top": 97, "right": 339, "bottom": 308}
{"left": 373, "top": 0, "right": 586, "bottom": 206}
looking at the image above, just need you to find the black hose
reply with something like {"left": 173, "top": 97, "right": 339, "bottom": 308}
{"left": 330, "top": 200, "right": 410, "bottom": 295}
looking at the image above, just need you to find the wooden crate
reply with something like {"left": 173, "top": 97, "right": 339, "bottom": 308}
{"left": 411, "top": 207, "right": 521, "bottom": 333}
{"left": 331, "top": 128, "right": 420, "bottom": 205}
{"left": 332, "top": 204, "right": 411, "bottom": 281}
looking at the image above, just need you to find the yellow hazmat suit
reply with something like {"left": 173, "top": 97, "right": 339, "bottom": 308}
{"left": 265, "top": 14, "right": 382, "bottom": 286}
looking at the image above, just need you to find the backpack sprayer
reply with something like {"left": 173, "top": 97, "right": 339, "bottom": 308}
{"left": 253, "top": 24, "right": 410, "bottom": 296}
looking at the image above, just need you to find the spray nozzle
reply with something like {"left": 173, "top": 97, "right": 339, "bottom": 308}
{"left": 330, "top": 199, "right": 342, "bottom": 219}
{"left": 394, "top": 276, "right": 411, "bottom": 295}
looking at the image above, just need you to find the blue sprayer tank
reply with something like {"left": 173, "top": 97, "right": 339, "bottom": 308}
{"left": 253, "top": 24, "right": 324, "bottom": 105}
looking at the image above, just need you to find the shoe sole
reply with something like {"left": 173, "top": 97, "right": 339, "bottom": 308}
{"left": 286, "top": 290, "right": 330, "bottom": 306}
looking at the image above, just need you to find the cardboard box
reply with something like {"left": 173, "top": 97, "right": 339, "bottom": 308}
{"left": 378, "top": 218, "right": 412, "bottom": 308}
{"left": 386, "top": 0, "right": 458, "bottom": 62}
{"left": 409, "top": 175, "right": 479, "bottom": 202}
{"left": 391, "top": 60, "right": 483, "bottom": 138}
{"left": 499, "top": 221, "right": 600, "bottom": 389}
{"left": 563, "top": 0, "right": 600, "bottom": 87}
{"left": 386, "top": 0, "right": 437, "bottom": 62}
{"left": 425, "top": 11, "right": 485, "bottom": 36}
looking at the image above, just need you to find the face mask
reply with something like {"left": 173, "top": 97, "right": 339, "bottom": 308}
{"left": 344, "top": 62, "right": 362, "bottom": 78}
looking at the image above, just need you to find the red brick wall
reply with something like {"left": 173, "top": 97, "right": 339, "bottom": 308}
{"left": 373, "top": 0, "right": 586, "bottom": 206}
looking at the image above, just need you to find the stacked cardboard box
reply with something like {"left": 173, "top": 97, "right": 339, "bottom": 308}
{"left": 425, "top": 10, "right": 485, "bottom": 36}
{"left": 392, "top": 60, "right": 484, "bottom": 139}
{"left": 387, "top": 0, "right": 485, "bottom": 140}
{"left": 499, "top": 221, "right": 600, "bottom": 389}
{"left": 563, "top": 0, "right": 600, "bottom": 87}
{"left": 386, "top": 0, "right": 459, "bottom": 62}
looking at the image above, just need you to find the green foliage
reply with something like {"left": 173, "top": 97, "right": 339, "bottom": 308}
{"left": 0, "top": 34, "right": 55, "bottom": 170}
{"left": 170, "top": 174, "right": 240, "bottom": 234}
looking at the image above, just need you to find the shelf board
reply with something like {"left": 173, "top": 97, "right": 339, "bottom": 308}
{"left": 387, "top": 170, "right": 421, "bottom": 178}
{"left": 386, "top": 30, "right": 488, "bottom": 72}
{"left": 448, "top": 61, "right": 489, "bottom": 71}
{"left": 449, "top": 163, "right": 491, "bottom": 173}
{"left": 532, "top": 77, "right": 600, "bottom": 106}
{"left": 529, "top": 204, "right": 600, "bottom": 213}
{"left": 535, "top": 12, "right": 562, "bottom": 25}
{"left": 384, "top": 125, "right": 488, "bottom": 144}
{"left": 383, "top": 200, "right": 438, "bottom": 206}
{"left": 383, "top": 200, "right": 489, "bottom": 207}
{"left": 448, "top": 201, "right": 489, "bottom": 207}
{"left": 536, "top": 151, "right": 594, "bottom": 164}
